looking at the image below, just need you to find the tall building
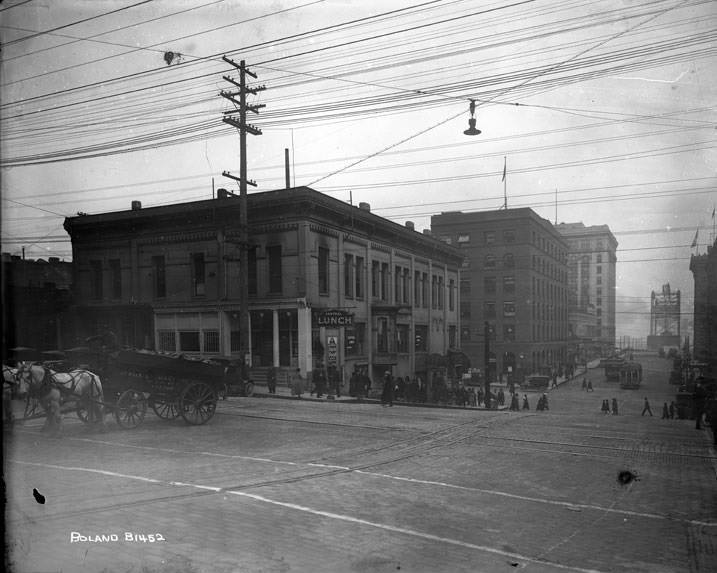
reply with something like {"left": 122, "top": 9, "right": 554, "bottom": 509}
{"left": 555, "top": 223, "right": 618, "bottom": 358}
{"left": 63, "top": 187, "right": 463, "bottom": 383}
{"left": 690, "top": 238, "right": 717, "bottom": 375}
{"left": 647, "top": 283, "right": 681, "bottom": 350}
{"left": 432, "top": 208, "right": 569, "bottom": 383}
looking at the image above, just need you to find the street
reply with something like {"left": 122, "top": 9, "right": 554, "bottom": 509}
{"left": 5, "top": 353, "right": 716, "bottom": 573}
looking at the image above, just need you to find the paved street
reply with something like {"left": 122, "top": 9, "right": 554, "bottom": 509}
{"left": 5, "top": 352, "right": 716, "bottom": 573}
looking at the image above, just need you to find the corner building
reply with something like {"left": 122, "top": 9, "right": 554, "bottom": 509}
{"left": 431, "top": 208, "right": 569, "bottom": 382}
{"left": 63, "top": 187, "right": 463, "bottom": 383}
{"left": 690, "top": 239, "right": 717, "bottom": 375}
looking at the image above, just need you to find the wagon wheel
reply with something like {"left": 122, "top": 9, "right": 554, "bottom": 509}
{"left": 150, "top": 397, "right": 180, "bottom": 420}
{"left": 242, "top": 381, "right": 255, "bottom": 397}
{"left": 178, "top": 382, "right": 217, "bottom": 425}
{"left": 114, "top": 390, "right": 147, "bottom": 429}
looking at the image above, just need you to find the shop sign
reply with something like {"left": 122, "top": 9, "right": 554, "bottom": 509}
{"left": 327, "top": 336, "right": 338, "bottom": 366}
{"left": 313, "top": 310, "right": 354, "bottom": 327}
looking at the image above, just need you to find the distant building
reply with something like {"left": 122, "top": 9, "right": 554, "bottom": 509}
{"left": 647, "top": 283, "right": 681, "bottom": 350}
{"left": 1, "top": 253, "right": 73, "bottom": 356}
{"left": 431, "top": 208, "right": 569, "bottom": 382}
{"left": 555, "top": 222, "right": 617, "bottom": 359}
{"left": 63, "top": 187, "right": 463, "bottom": 383}
{"left": 690, "top": 239, "right": 717, "bottom": 374}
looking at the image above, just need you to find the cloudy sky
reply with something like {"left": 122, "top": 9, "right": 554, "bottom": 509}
{"left": 1, "top": 0, "right": 715, "bottom": 340}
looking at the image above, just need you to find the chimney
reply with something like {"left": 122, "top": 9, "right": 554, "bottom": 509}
{"left": 285, "top": 148, "right": 291, "bottom": 189}
{"left": 49, "top": 257, "right": 59, "bottom": 263}
{"left": 217, "top": 188, "right": 229, "bottom": 199}
{"left": 131, "top": 200, "right": 142, "bottom": 210}
{"left": 359, "top": 202, "right": 371, "bottom": 212}
{"left": 405, "top": 221, "right": 415, "bottom": 231}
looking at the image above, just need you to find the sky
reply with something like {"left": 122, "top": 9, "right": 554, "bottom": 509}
{"left": 1, "top": 0, "right": 716, "bottom": 341}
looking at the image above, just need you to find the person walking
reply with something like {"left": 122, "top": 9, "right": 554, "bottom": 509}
{"left": 611, "top": 397, "right": 619, "bottom": 416}
{"left": 601, "top": 399, "right": 609, "bottom": 414}
{"left": 641, "top": 396, "right": 653, "bottom": 416}
{"left": 661, "top": 402, "right": 670, "bottom": 419}
{"left": 522, "top": 394, "right": 530, "bottom": 410}
{"left": 266, "top": 366, "right": 277, "bottom": 394}
{"left": 582, "top": 378, "right": 587, "bottom": 391}
{"left": 669, "top": 401, "right": 676, "bottom": 420}
{"left": 586, "top": 380, "right": 594, "bottom": 392}
{"left": 381, "top": 371, "right": 395, "bottom": 407}
{"left": 291, "top": 368, "right": 304, "bottom": 399}
{"left": 510, "top": 392, "right": 519, "bottom": 411}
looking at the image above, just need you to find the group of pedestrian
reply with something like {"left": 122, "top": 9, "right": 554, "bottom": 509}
{"left": 508, "top": 393, "right": 531, "bottom": 411}
{"left": 581, "top": 378, "right": 594, "bottom": 392}
{"left": 661, "top": 401, "right": 677, "bottom": 419}
{"left": 536, "top": 393, "right": 549, "bottom": 411}
{"left": 601, "top": 398, "right": 619, "bottom": 415}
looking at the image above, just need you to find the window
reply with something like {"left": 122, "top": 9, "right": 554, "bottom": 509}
{"left": 90, "top": 260, "right": 103, "bottom": 300}
{"left": 461, "top": 279, "right": 471, "bottom": 297}
{"left": 268, "top": 246, "right": 282, "bottom": 293}
{"left": 461, "top": 326, "right": 471, "bottom": 342}
{"left": 372, "top": 261, "right": 380, "bottom": 297}
{"left": 449, "top": 326, "right": 457, "bottom": 347}
{"left": 414, "top": 270, "right": 421, "bottom": 307}
{"left": 158, "top": 331, "right": 176, "bottom": 352}
{"left": 230, "top": 330, "right": 241, "bottom": 352}
{"left": 485, "top": 254, "right": 496, "bottom": 269}
{"left": 403, "top": 269, "right": 410, "bottom": 304}
{"left": 422, "top": 273, "right": 428, "bottom": 307}
{"left": 449, "top": 279, "right": 455, "bottom": 311}
{"left": 596, "top": 308, "right": 602, "bottom": 317}
{"left": 437, "top": 276, "right": 444, "bottom": 310}
{"left": 204, "top": 330, "right": 220, "bottom": 353}
{"left": 597, "top": 297, "right": 603, "bottom": 306}
{"left": 503, "top": 324, "right": 515, "bottom": 342}
{"left": 345, "top": 322, "right": 365, "bottom": 356}
{"left": 504, "top": 229, "right": 516, "bottom": 243}
{"left": 344, "top": 254, "right": 354, "bottom": 298}
{"left": 192, "top": 253, "right": 206, "bottom": 296}
{"left": 381, "top": 262, "right": 389, "bottom": 300}
{"left": 109, "top": 259, "right": 121, "bottom": 299}
{"left": 484, "top": 301, "right": 496, "bottom": 319}
{"left": 597, "top": 276, "right": 602, "bottom": 285}
{"left": 395, "top": 266, "right": 402, "bottom": 302}
{"left": 248, "top": 247, "right": 258, "bottom": 295}
{"left": 597, "top": 265, "right": 602, "bottom": 275}
{"left": 503, "top": 253, "right": 514, "bottom": 269}
{"left": 457, "top": 234, "right": 470, "bottom": 244}
{"left": 596, "top": 254, "right": 603, "bottom": 263}
{"left": 318, "top": 247, "right": 329, "bottom": 294}
{"left": 179, "top": 331, "right": 200, "bottom": 352}
{"left": 597, "top": 287, "right": 603, "bottom": 297}
{"left": 355, "top": 256, "right": 364, "bottom": 298}
{"left": 503, "top": 275, "right": 515, "bottom": 294}
{"left": 503, "top": 301, "right": 516, "bottom": 317}
{"left": 415, "top": 325, "right": 428, "bottom": 351}
{"left": 377, "top": 317, "right": 389, "bottom": 353}
{"left": 152, "top": 256, "right": 166, "bottom": 298}
{"left": 484, "top": 231, "right": 495, "bottom": 244}
{"left": 431, "top": 275, "right": 438, "bottom": 309}
{"left": 460, "top": 301, "right": 471, "bottom": 321}
{"left": 396, "top": 324, "right": 409, "bottom": 353}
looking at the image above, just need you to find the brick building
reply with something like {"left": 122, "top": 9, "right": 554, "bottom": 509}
{"left": 431, "top": 208, "right": 569, "bottom": 382}
{"left": 689, "top": 238, "right": 717, "bottom": 375}
{"left": 555, "top": 223, "right": 618, "bottom": 359}
{"left": 63, "top": 187, "right": 463, "bottom": 384}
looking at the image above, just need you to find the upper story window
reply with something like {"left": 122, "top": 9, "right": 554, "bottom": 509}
{"left": 503, "top": 275, "right": 515, "bottom": 294}
{"left": 355, "top": 256, "right": 364, "bottom": 298}
{"left": 403, "top": 268, "right": 410, "bottom": 304}
{"left": 414, "top": 270, "right": 421, "bottom": 307}
{"left": 90, "top": 260, "right": 103, "bottom": 300}
{"left": 192, "top": 252, "right": 206, "bottom": 297}
{"left": 484, "top": 276, "right": 496, "bottom": 294}
{"left": 596, "top": 254, "right": 603, "bottom": 264}
{"left": 449, "top": 278, "right": 455, "bottom": 311}
{"left": 380, "top": 262, "right": 389, "bottom": 301}
{"left": 109, "top": 259, "right": 121, "bottom": 299}
{"left": 484, "top": 231, "right": 495, "bottom": 245}
{"left": 152, "top": 256, "right": 166, "bottom": 298}
{"left": 421, "top": 272, "right": 428, "bottom": 307}
{"left": 395, "top": 265, "right": 402, "bottom": 303}
{"left": 503, "top": 301, "right": 516, "bottom": 317}
{"left": 372, "top": 261, "right": 380, "bottom": 298}
{"left": 344, "top": 254, "right": 354, "bottom": 298}
{"left": 503, "top": 229, "right": 516, "bottom": 243}
{"left": 503, "top": 253, "right": 515, "bottom": 269}
{"left": 267, "top": 245, "right": 282, "bottom": 294}
{"left": 248, "top": 247, "right": 257, "bottom": 296}
{"left": 318, "top": 247, "right": 329, "bottom": 294}
{"left": 485, "top": 254, "right": 496, "bottom": 269}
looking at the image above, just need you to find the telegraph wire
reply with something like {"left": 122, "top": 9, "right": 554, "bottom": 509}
{"left": 0, "top": 0, "right": 35, "bottom": 13}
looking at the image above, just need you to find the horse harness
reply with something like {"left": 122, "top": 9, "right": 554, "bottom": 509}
{"left": 28, "top": 363, "right": 96, "bottom": 400}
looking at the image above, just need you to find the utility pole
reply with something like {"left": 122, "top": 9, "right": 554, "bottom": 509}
{"left": 220, "top": 57, "right": 265, "bottom": 366}
{"left": 484, "top": 321, "right": 492, "bottom": 409}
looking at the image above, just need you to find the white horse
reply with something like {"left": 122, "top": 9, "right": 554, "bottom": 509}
{"left": 3, "top": 364, "right": 20, "bottom": 429}
{"left": 16, "top": 362, "right": 106, "bottom": 435}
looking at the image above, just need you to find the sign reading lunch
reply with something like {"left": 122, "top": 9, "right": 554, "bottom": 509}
{"left": 313, "top": 310, "right": 354, "bottom": 327}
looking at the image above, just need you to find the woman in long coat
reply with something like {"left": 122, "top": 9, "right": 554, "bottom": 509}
{"left": 381, "top": 372, "right": 394, "bottom": 407}
{"left": 291, "top": 368, "right": 304, "bottom": 398}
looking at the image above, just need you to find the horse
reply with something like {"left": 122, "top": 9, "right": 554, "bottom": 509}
{"left": 3, "top": 364, "right": 20, "bottom": 429}
{"left": 16, "top": 362, "right": 106, "bottom": 435}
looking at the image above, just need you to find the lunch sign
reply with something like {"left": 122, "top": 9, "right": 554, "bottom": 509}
{"left": 313, "top": 310, "right": 354, "bottom": 327}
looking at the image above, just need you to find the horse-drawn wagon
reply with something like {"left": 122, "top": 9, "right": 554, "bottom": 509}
{"left": 11, "top": 348, "right": 249, "bottom": 432}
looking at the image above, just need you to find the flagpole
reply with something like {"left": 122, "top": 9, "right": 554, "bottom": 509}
{"left": 503, "top": 156, "right": 507, "bottom": 209}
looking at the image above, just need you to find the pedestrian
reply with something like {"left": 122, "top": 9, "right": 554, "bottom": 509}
{"left": 601, "top": 399, "right": 609, "bottom": 414}
{"left": 694, "top": 383, "right": 707, "bottom": 430}
{"left": 522, "top": 394, "right": 530, "bottom": 410}
{"left": 669, "top": 401, "right": 676, "bottom": 420}
{"left": 266, "top": 365, "right": 277, "bottom": 394}
{"left": 661, "top": 402, "right": 669, "bottom": 419}
{"left": 582, "top": 378, "right": 587, "bottom": 391}
{"left": 509, "top": 392, "right": 519, "bottom": 411}
{"left": 611, "top": 397, "right": 618, "bottom": 415}
{"left": 641, "top": 396, "right": 653, "bottom": 416}
{"left": 497, "top": 388, "right": 505, "bottom": 406}
{"left": 469, "top": 387, "right": 477, "bottom": 407}
{"left": 291, "top": 368, "right": 304, "bottom": 399}
{"left": 381, "top": 371, "right": 394, "bottom": 407}
{"left": 542, "top": 393, "right": 549, "bottom": 410}
{"left": 587, "top": 380, "right": 593, "bottom": 392}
